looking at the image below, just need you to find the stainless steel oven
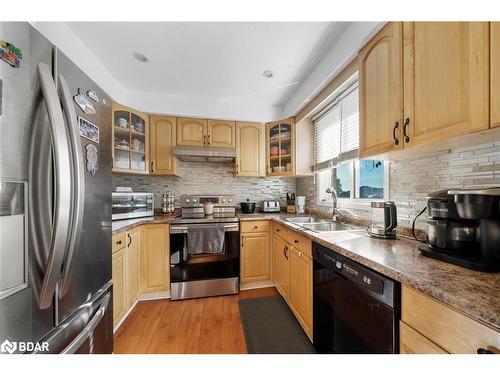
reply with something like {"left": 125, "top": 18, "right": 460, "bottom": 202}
{"left": 112, "top": 192, "right": 154, "bottom": 220}
{"left": 169, "top": 218, "right": 240, "bottom": 300}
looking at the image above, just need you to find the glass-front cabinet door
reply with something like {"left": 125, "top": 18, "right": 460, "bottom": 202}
{"left": 266, "top": 118, "right": 295, "bottom": 176}
{"left": 112, "top": 103, "right": 149, "bottom": 174}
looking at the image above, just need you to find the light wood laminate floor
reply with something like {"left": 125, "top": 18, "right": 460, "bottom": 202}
{"left": 113, "top": 287, "right": 278, "bottom": 354}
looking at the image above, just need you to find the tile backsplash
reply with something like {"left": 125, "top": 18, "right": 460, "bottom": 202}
{"left": 297, "top": 141, "right": 500, "bottom": 229}
{"left": 113, "top": 160, "right": 296, "bottom": 209}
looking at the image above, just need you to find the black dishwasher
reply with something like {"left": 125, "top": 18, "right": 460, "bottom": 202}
{"left": 313, "top": 243, "right": 400, "bottom": 354}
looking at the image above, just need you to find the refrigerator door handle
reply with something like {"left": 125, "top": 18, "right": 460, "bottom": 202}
{"left": 60, "top": 292, "right": 110, "bottom": 354}
{"left": 36, "top": 63, "right": 73, "bottom": 309}
{"left": 57, "top": 74, "right": 85, "bottom": 299}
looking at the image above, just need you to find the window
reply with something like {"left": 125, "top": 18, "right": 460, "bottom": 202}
{"left": 357, "top": 160, "right": 384, "bottom": 199}
{"left": 317, "top": 159, "right": 388, "bottom": 205}
{"left": 313, "top": 73, "right": 388, "bottom": 206}
{"left": 333, "top": 162, "right": 351, "bottom": 198}
{"left": 313, "top": 81, "right": 359, "bottom": 171}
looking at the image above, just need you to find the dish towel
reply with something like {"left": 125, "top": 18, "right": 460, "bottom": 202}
{"left": 187, "top": 224, "right": 225, "bottom": 255}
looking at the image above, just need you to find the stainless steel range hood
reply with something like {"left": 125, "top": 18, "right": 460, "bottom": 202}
{"left": 173, "top": 145, "right": 236, "bottom": 163}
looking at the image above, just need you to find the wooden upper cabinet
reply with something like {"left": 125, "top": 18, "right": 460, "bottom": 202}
{"left": 235, "top": 122, "right": 265, "bottom": 176}
{"left": 112, "top": 103, "right": 149, "bottom": 174}
{"left": 359, "top": 22, "right": 403, "bottom": 157}
{"left": 491, "top": 22, "right": 500, "bottom": 128}
{"left": 266, "top": 118, "right": 295, "bottom": 176}
{"left": 176, "top": 117, "right": 207, "bottom": 146}
{"left": 403, "top": 22, "right": 490, "bottom": 146}
{"left": 150, "top": 116, "right": 176, "bottom": 175}
{"left": 207, "top": 120, "right": 236, "bottom": 148}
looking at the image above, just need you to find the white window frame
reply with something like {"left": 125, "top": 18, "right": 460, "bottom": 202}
{"left": 316, "top": 160, "right": 390, "bottom": 210}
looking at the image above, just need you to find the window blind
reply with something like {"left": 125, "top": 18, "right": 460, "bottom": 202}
{"left": 313, "top": 82, "right": 359, "bottom": 171}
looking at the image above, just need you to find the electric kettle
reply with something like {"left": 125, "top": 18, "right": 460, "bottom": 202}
{"left": 368, "top": 201, "right": 398, "bottom": 239}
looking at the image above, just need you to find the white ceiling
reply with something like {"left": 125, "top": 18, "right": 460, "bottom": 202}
{"left": 66, "top": 22, "right": 351, "bottom": 118}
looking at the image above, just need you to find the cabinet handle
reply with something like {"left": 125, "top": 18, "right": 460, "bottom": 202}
{"left": 403, "top": 117, "right": 410, "bottom": 143}
{"left": 477, "top": 348, "right": 495, "bottom": 354}
{"left": 116, "top": 240, "right": 122, "bottom": 245}
{"left": 283, "top": 245, "right": 288, "bottom": 260}
{"left": 392, "top": 121, "right": 400, "bottom": 145}
{"left": 203, "top": 135, "right": 207, "bottom": 146}
{"left": 294, "top": 239, "right": 299, "bottom": 244}
{"left": 241, "top": 236, "right": 244, "bottom": 247}
{"left": 127, "top": 233, "right": 131, "bottom": 247}
{"left": 150, "top": 161, "right": 154, "bottom": 173}
{"left": 207, "top": 135, "right": 211, "bottom": 145}
{"left": 276, "top": 228, "right": 280, "bottom": 232}
{"left": 236, "top": 164, "right": 239, "bottom": 175}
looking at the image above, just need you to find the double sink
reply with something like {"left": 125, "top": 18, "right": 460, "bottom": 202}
{"left": 285, "top": 216, "right": 359, "bottom": 233}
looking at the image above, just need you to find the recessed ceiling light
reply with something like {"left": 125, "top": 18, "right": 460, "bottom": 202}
{"left": 133, "top": 52, "right": 149, "bottom": 63}
{"left": 262, "top": 70, "right": 274, "bottom": 78}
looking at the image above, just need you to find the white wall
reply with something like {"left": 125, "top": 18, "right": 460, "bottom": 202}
{"left": 30, "top": 22, "right": 127, "bottom": 103}
{"left": 32, "top": 21, "right": 384, "bottom": 122}
{"left": 282, "top": 22, "right": 385, "bottom": 118}
{"left": 128, "top": 90, "right": 282, "bottom": 122}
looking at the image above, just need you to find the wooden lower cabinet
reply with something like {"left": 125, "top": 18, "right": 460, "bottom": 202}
{"left": 272, "top": 234, "right": 289, "bottom": 299}
{"left": 400, "top": 322, "right": 448, "bottom": 354}
{"left": 288, "top": 246, "right": 313, "bottom": 339}
{"left": 240, "top": 231, "right": 271, "bottom": 283}
{"left": 125, "top": 227, "right": 140, "bottom": 307}
{"left": 401, "top": 286, "right": 500, "bottom": 353}
{"left": 112, "top": 248, "right": 126, "bottom": 326}
{"left": 141, "top": 224, "right": 170, "bottom": 293}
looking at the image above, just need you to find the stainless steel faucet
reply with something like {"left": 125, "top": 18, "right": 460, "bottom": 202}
{"left": 326, "top": 187, "right": 343, "bottom": 222}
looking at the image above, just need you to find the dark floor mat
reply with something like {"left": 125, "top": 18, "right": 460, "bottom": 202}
{"left": 238, "top": 295, "right": 316, "bottom": 354}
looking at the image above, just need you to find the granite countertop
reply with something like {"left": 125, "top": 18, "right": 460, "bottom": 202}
{"left": 112, "top": 212, "right": 500, "bottom": 331}
{"left": 112, "top": 215, "right": 179, "bottom": 234}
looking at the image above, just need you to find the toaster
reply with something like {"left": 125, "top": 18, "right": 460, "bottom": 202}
{"left": 262, "top": 201, "right": 281, "bottom": 213}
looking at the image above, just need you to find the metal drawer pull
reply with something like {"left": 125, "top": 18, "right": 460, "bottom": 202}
{"left": 392, "top": 121, "right": 400, "bottom": 145}
{"left": 403, "top": 117, "right": 410, "bottom": 143}
{"left": 116, "top": 240, "right": 122, "bottom": 245}
{"left": 477, "top": 348, "right": 495, "bottom": 354}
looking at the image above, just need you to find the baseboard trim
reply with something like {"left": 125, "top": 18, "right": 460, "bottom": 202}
{"left": 139, "top": 290, "right": 171, "bottom": 301}
{"left": 113, "top": 299, "right": 139, "bottom": 333}
{"left": 113, "top": 290, "right": 171, "bottom": 333}
{"left": 240, "top": 280, "right": 275, "bottom": 291}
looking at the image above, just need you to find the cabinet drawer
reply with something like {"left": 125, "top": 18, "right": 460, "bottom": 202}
{"left": 272, "top": 222, "right": 288, "bottom": 240}
{"left": 402, "top": 286, "right": 500, "bottom": 354}
{"left": 400, "top": 322, "right": 448, "bottom": 354}
{"left": 241, "top": 220, "right": 270, "bottom": 233}
{"left": 287, "top": 230, "right": 311, "bottom": 258}
{"left": 112, "top": 232, "right": 126, "bottom": 254}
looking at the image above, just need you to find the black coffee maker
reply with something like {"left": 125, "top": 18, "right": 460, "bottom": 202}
{"left": 419, "top": 188, "right": 500, "bottom": 272}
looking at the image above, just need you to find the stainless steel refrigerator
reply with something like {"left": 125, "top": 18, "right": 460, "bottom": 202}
{"left": 0, "top": 22, "right": 113, "bottom": 354}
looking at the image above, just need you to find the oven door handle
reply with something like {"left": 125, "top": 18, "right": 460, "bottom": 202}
{"left": 170, "top": 223, "right": 239, "bottom": 234}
